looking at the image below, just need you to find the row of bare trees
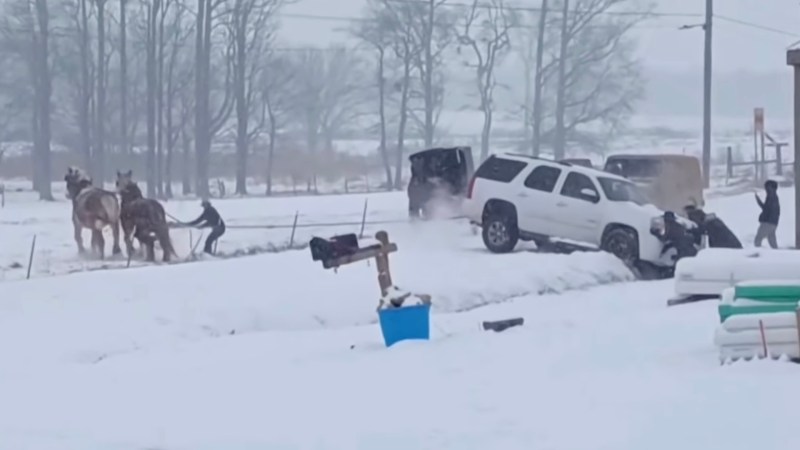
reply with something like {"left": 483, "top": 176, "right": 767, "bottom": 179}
{"left": 0, "top": 0, "right": 646, "bottom": 200}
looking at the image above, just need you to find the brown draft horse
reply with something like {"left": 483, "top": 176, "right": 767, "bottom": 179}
{"left": 64, "top": 167, "right": 122, "bottom": 259}
{"left": 115, "top": 170, "right": 176, "bottom": 262}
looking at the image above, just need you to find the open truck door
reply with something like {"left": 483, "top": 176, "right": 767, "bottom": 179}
{"left": 407, "top": 146, "right": 474, "bottom": 219}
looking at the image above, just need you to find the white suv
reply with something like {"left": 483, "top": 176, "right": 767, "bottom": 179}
{"left": 464, "top": 153, "right": 681, "bottom": 274}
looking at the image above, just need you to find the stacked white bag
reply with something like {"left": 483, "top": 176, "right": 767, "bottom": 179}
{"left": 714, "top": 309, "right": 799, "bottom": 362}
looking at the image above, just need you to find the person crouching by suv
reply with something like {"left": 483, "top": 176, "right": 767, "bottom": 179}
{"left": 651, "top": 211, "right": 698, "bottom": 261}
{"left": 754, "top": 179, "right": 780, "bottom": 249}
{"left": 684, "top": 205, "right": 742, "bottom": 249}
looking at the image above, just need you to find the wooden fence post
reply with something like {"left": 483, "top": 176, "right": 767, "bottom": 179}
{"left": 359, "top": 199, "right": 369, "bottom": 238}
{"left": 26, "top": 235, "right": 36, "bottom": 280}
{"left": 288, "top": 210, "right": 299, "bottom": 247}
{"left": 726, "top": 146, "right": 733, "bottom": 185}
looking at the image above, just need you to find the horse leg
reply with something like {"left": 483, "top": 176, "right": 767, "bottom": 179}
{"left": 159, "top": 229, "right": 172, "bottom": 263}
{"left": 111, "top": 219, "right": 122, "bottom": 255}
{"left": 73, "top": 221, "right": 85, "bottom": 254}
{"left": 125, "top": 235, "right": 135, "bottom": 260}
{"left": 98, "top": 232, "right": 106, "bottom": 260}
{"left": 122, "top": 221, "right": 135, "bottom": 259}
{"left": 92, "top": 230, "right": 106, "bottom": 260}
{"left": 90, "top": 230, "right": 100, "bottom": 258}
{"left": 144, "top": 237, "right": 155, "bottom": 262}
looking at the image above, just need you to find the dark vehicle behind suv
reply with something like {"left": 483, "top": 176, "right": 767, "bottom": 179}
{"left": 408, "top": 147, "right": 474, "bottom": 219}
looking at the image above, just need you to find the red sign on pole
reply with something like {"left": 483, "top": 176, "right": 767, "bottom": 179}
{"left": 754, "top": 107, "right": 765, "bottom": 131}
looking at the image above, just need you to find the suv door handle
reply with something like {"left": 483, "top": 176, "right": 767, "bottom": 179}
{"left": 556, "top": 202, "right": 567, "bottom": 207}
{"left": 517, "top": 193, "right": 529, "bottom": 198}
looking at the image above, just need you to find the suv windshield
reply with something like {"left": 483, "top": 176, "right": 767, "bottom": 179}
{"left": 598, "top": 177, "right": 650, "bottom": 205}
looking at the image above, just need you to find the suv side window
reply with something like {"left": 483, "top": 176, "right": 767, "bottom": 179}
{"left": 474, "top": 156, "right": 528, "bottom": 183}
{"left": 560, "top": 172, "right": 600, "bottom": 203}
{"left": 524, "top": 165, "right": 562, "bottom": 192}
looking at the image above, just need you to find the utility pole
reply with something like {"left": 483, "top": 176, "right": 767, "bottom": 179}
{"left": 785, "top": 48, "right": 800, "bottom": 248}
{"left": 702, "top": 0, "right": 713, "bottom": 188}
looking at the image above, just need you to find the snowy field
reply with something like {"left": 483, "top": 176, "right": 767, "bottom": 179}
{"left": 1, "top": 184, "right": 800, "bottom": 449}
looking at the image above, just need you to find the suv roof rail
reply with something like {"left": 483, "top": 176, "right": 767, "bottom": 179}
{"left": 500, "top": 152, "right": 574, "bottom": 167}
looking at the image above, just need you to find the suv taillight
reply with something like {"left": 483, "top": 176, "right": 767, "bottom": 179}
{"left": 466, "top": 176, "right": 477, "bottom": 199}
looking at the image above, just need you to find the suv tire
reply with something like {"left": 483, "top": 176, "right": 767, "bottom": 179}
{"left": 602, "top": 227, "right": 639, "bottom": 264}
{"left": 482, "top": 214, "right": 519, "bottom": 253}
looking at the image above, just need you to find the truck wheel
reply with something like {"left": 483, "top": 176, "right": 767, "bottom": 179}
{"left": 601, "top": 228, "right": 639, "bottom": 264}
{"left": 482, "top": 214, "right": 519, "bottom": 253}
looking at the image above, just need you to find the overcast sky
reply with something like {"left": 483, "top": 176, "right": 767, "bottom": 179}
{"left": 277, "top": 0, "right": 800, "bottom": 73}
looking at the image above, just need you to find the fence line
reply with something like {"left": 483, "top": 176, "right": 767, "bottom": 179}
{"left": 16, "top": 200, "right": 467, "bottom": 281}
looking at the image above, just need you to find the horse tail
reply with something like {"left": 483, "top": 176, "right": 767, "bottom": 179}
{"left": 150, "top": 200, "right": 178, "bottom": 259}
{"left": 99, "top": 192, "right": 121, "bottom": 227}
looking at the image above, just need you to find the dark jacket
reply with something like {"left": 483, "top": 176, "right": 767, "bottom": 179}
{"left": 757, "top": 192, "right": 780, "bottom": 225}
{"left": 654, "top": 218, "right": 698, "bottom": 260}
{"left": 187, "top": 206, "right": 224, "bottom": 228}
{"left": 694, "top": 214, "right": 742, "bottom": 249}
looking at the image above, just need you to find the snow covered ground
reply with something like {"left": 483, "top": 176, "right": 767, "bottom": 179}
{"left": 3, "top": 281, "right": 800, "bottom": 449}
{"left": 1, "top": 184, "right": 799, "bottom": 449}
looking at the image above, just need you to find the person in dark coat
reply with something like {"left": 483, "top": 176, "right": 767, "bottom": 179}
{"left": 652, "top": 211, "right": 698, "bottom": 261}
{"left": 407, "top": 158, "right": 431, "bottom": 219}
{"left": 754, "top": 179, "right": 780, "bottom": 248}
{"left": 186, "top": 199, "right": 225, "bottom": 254}
{"left": 685, "top": 206, "right": 742, "bottom": 249}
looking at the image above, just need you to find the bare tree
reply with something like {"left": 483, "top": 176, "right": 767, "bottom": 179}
{"left": 79, "top": 0, "right": 95, "bottom": 172}
{"left": 379, "top": 0, "right": 420, "bottom": 188}
{"left": 382, "top": 0, "right": 455, "bottom": 148}
{"left": 259, "top": 52, "right": 295, "bottom": 196}
{"left": 456, "top": 0, "right": 513, "bottom": 161}
{"left": 144, "top": 0, "right": 160, "bottom": 196}
{"left": 229, "top": 0, "right": 283, "bottom": 195}
{"left": 162, "top": 2, "right": 193, "bottom": 198}
{"left": 94, "top": 0, "right": 109, "bottom": 181}
{"left": 119, "top": 0, "right": 128, "bottom": 156}
{"left": 195, "top": 0, "right": 233, "bottom": 198}
{"left": 531, "top": 0, "right": 549, "bottom": 156}
{"left": 287, "top": 47, "right": 368, "bottom": 191}
{"left": 551, "top": 0, "right": 647, "bottom": 157}
{"left": 352, "top": 0, "right": 395, "bottom": 189}
{"left": 552, "top": 0, "right": 569, "bottom": 159}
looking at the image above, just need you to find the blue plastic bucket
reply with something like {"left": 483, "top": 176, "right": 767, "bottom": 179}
{"left": 378, "top": 304, "right": 431, "bottom": 347}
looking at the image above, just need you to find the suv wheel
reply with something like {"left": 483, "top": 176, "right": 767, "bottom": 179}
{"left": 602, "top": 228, "right": 639, "bottom": 263}
{"left": 482, "top": 215, "right": 519, "bottom": 253}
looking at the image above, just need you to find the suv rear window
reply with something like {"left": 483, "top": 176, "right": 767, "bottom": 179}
{"left": 474, "top": 156, "right": 527, "bottom": 183}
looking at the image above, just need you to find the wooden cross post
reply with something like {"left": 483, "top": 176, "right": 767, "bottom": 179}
{"left": 321, "top": 230, "right": 398, "bottom": 297}
{"left": 374, "top": 231, "right": 394, "bottom": 297}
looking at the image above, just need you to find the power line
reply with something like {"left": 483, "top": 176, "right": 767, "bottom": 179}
{"left": 279, "top": 12, "right": 691, "bottom": 31}
{"left": 381, "top": 0, "right": 702, "bottom": 18}
{"left": 714, "top": 14, "right": 800, "bottom": 38}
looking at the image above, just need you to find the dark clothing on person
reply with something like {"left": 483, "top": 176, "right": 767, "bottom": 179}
{"left": 686, "top": 208, "right": 742, "bottom": 249}
{"left": 756, "top": 191, "right": 780, "bottom": 225}
{"left": 187, "top": 204, "right": 224, "bottom": 228}
{"left": 187, "top": 203, "right": 225, "bottom": 254}
{"left": 653, "top": 212, "right": 698, "bottom": 261}
{"left": 754, "top": 181, "right": 780, "bottom": 249}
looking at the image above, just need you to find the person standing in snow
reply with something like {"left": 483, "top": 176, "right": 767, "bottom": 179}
{"left": 684, "top": 206, "right": 742, "bottom": 249}
{"left": 754, "top": 180, "right": 780, "bottom": 249}
{"left": 186, "top": 199, "right": 226, "bottom": 254}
